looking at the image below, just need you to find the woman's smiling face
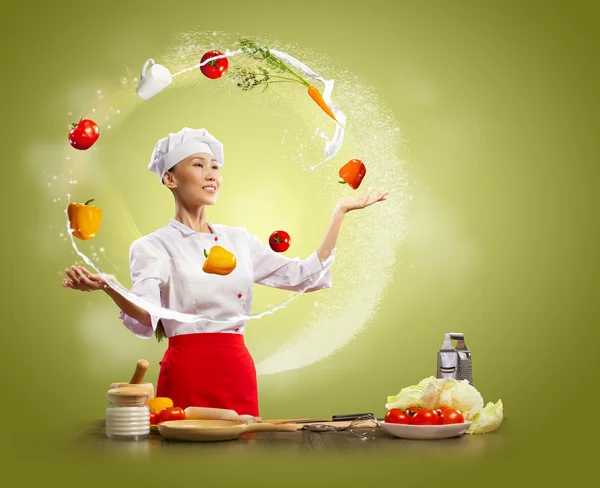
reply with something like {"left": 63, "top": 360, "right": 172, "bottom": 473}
{"left": 164, "top": 152, "right": 222, "bottom": 205}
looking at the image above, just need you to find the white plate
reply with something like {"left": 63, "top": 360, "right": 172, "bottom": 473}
{"left": 380, "top": 421, "right": 471, "bottom": 440}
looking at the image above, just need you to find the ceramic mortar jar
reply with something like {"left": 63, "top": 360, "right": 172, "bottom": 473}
{"left": 105, "top": 387, "right": 151, "bottom": 440}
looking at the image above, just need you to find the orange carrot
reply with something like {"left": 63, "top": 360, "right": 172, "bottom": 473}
{"left": 308, "top": 86, "right": 343, "bottom": 127}
{"left": 237, "top": 39, "right": 345, "bottom": 127}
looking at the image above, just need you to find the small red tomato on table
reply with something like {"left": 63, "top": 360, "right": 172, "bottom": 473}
{"left": 149, "top": 412, "right": 159, "bottom": 425}
{"left": 200, "top": 50, "right": 229, "bottom": 79}
{"left": 158, "top": 406, "right": 186, "bottom": 423}
{"left": 438, "top": 408, "right": 464, "bottom": 424}
{"left": 384, "top": 408, "right": 410, "bottom": 424}
{"left": 68, "top": 118, "right": 100, "bottom": 150}
{"left": 269, "top": 230, "right": 291, "bottom": 253}
{"left": 410, "top": 409, "right": 440, "bottom": 425}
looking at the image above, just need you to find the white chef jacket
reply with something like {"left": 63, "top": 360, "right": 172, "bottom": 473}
{"left": 119, "top": 219, "right": 332, "bottom": 339}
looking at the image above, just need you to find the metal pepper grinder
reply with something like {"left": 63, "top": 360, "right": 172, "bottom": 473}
{"left": 437, "top": 333, "right": 473, "bottom": 385}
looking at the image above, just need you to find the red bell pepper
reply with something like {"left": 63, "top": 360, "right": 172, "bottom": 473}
{"left": 338, "top": 159, "right": 366, "bottom": 190}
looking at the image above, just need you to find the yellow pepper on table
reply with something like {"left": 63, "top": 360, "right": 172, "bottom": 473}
{"left": 147, "top": 397, "right": 173, "bottom": 414}
{"left": 202, "top": 246, "right": 237, "bottom": 275}
{"left": 67, "top": 199, "right": 102, "bottom": 240}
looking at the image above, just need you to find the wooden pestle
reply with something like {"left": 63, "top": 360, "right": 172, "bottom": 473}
{"left": 129, "top": 359, "right": 149, "bottom": 384}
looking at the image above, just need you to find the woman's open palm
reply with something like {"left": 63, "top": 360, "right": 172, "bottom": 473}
{"left": 337, "top": 188, "right": 389, "bottom": 214}
{"left": 62, "top": 265, "right": 114, "bottom": 292}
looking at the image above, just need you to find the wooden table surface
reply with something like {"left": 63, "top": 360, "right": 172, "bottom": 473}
{"left": 78, "top": 420, "right": 506, "bottom": 455}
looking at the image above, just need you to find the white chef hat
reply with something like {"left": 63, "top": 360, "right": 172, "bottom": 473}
{"left": 148, "top": 127, "right": 224, "bottom": 182}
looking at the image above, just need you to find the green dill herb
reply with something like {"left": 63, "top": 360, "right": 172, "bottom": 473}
{"left": 229, "top": 65, "right": 300, "bottom": 92}
{"left": 237, "top": 37, "right": 311, "bottom": 88}
{"left": 229, "top": 66, "right": 272, "bottom": 92}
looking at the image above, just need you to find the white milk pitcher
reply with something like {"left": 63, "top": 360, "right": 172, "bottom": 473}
{"left": 135, "top": 58, "right": 173, "bottom": 100}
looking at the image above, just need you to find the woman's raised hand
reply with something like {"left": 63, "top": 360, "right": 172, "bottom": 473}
{"left": 336, "top": 188, "right": 389, "bottom": 214}
{"left": 62, "top": 265, "right": 115, "bottom": 292}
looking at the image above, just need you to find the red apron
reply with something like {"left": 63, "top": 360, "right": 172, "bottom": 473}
{"left": 156, "top": 332, "right": 259, "bottom": 417}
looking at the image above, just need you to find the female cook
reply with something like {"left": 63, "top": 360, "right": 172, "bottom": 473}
{"left": 62, "top": 127, "right": 388, "bottom": 417}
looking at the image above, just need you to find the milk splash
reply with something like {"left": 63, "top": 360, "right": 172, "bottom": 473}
{"left": 170, "top": 47, "right": 346, "bottom": 170}
{"left": 65, "top": 194, "right": 335, "bottom": 327}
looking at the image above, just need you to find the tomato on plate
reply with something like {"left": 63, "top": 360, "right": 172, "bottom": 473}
{"left": 149, "top": 412, "right": 159, "bottom": 425}
{"left": 68, "top": 118, "right": 99, "bottom": 150}
{"left": 384, "top": 408, "right": 410, "bottom": 424}
{"left": 404, "top": 405, "right": 421, "bottom": 417}
{"left": 158, "top": 407, "right": 186, "bottom": 423}
{"left": 411, "top": 409, "right": 440, "bottom": 425}
{"left": 200, "top": 50, "right": 229, "bottom": 79}
{"left": 439, "top": 408, "right": 465, "bottom": 424}
{"left": 435, "top": 405, "right": 452, "bottom": 416}
{"left": 269, "top": 230, "right": 291, "bottom": 252}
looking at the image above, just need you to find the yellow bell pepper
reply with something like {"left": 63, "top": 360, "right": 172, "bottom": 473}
{"left": 202, "top": 246, "right": 236, "bottom": 275}
{"left": 67, "top": 199, "right": 102, "bottom": 240}
{"left": 147, "top": 397, "right": 173, "bottom": 414}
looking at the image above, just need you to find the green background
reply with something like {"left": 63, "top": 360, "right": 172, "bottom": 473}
{"left": 2, "top": 0, "right": 596, "bottom": 485}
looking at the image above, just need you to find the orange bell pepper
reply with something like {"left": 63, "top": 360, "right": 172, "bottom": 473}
{"left": 202, "top": 246, "right": 237, "bottom": 275}
{"left": 339, "top": 159, "right": 366, "bottom": 190}
{"left": 68, "top": 199, "right": 102, "bottom": 240}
